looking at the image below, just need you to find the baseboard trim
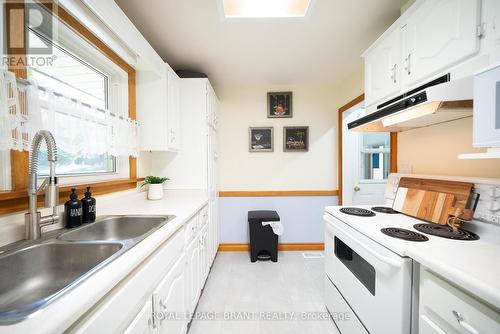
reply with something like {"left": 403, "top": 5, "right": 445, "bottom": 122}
{"left": 218, "top": 243, "right": 325, "bottom": 252}
{"left": 218, "top": 243, "right": 250, "bottom": 252}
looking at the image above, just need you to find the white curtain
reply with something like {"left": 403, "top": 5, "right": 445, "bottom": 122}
{"left": 0, "top": 71, "right": 35, "bottom": 151}
{"left": 0, "top": 69, "right": 139, "bottom": 157}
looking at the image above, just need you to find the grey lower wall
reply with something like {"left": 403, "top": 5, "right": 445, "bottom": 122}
{"left": 219, "top": 196, "right": 338, "bottom": 243}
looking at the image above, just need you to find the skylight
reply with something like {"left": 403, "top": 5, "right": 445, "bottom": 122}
{"left": 223, "top": 0, "right": 312, "bottom": 18}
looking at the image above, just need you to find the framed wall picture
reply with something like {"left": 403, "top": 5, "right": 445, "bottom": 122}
{"left": 267, "top": 92, "right": 292, "bottom": 118}
{"left": 249, "top": 127, "right": 274, "bottom": 152}
{"left": 283, "top": 126, "right": 309, "bottom": 152}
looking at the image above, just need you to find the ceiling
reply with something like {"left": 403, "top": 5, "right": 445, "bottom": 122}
{"left": 115, "top": 0, "right": 406, "bottom": 89}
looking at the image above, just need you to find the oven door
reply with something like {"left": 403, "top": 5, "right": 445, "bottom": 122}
{"left": 324, "top": 214, "right": 413, "bottom": 334}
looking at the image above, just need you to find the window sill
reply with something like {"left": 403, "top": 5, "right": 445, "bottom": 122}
{"left": 0, "top": 178, "right": 144, "bottom": 215}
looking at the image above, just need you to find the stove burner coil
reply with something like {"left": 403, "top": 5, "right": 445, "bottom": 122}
{"left": 339, "top": 207, "right": 376, "bottom": 217}
{"left": 381, "top": 228, "right": 429, "bottom": 241}
{"left": 413, "top": 223, "right": 479, "bottom": 241}
{"left": 371, "top": 206, "right": 399, "bottom": 214}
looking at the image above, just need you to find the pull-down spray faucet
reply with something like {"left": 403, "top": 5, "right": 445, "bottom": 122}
{"left": 24, "top": 130, "right": 59, "bottom": 240}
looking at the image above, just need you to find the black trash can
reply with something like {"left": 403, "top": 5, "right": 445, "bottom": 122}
{"left": 248, "top": 210, "right": 280, "bottom": 262}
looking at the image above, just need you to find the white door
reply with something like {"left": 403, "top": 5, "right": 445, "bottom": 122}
{"left": 365, "top": 26, "right": 402, "bottom": 106}
{"left": 123, "top": 300, "right": 156, "bottom": 334}
{"left": 153, "top": 256, "right": 186, "bottom": 334}
{"left": 342, "top": 104, "right": 390, "bottom": 205}
{"left": 405, "top": 0, "right": 480, "bottom": 86}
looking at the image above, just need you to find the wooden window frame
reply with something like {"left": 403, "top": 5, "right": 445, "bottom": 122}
{"left": 0, "top": 1, "right": 140, "bottom": 214}
{"left": 337, "top": 94, "right": 398, "bottom": 205}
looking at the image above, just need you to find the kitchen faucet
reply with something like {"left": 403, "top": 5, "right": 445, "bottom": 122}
{"left": 25, "top": 130, "right": 59, "bottom": 240}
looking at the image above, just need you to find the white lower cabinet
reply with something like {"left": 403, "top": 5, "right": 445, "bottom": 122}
{"left": 153, "top": 255, "right": 186, "bottom": 334}
{"left": 185, "top": 235, "right": 200, "bottom": 316}
{"left": 71, "top": 204, "right": 218, "bottom": 333}
{"left": 199, "top": 224, "right": 209, "bottom": 288}
{"left": 419, "top": 267, "right": 500, "bottom": 334}
{"left": 123, "top": 301, "right": 155, "bottom": 334}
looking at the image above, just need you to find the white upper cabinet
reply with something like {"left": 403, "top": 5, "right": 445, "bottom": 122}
{"left": 363, "top": 0, "right": 484, "bottom": 107}
{"left": 404, "top": 0, "right": 480, "bottom": 86}
{"left": 138, "top": 64, "right": 182, "bottom": 152}
{"left": 137, "top": 62, "right": 168, "bottom": 151}
{"left": 78, "top": 0, "right": 181, "bottom": 152}
{"left": 483, "top": 0, "right": 500, "bottom": 63}
{"left": 365, "top": 27, "right": 402, "bottom": 104}
{"left": 166, "top": 66, "right": 181, "bottom": 151}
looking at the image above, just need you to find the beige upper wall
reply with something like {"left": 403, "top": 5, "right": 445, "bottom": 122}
{"left": 212, "top": 58, "right": 500, "bottom": 193}
{"left": 397, "top": 117, "right": 500, "bottom": 178}
{"left": 217, "top": 68, "right": 364, "bottom": 191}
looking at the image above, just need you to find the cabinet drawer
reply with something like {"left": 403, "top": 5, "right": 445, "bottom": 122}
{"left": 199, "top": 205, "right": 209, "bottom": 228}
{"left": 419, "top": 268, "right": 500, "bottom": 334}
{"left": 324, "top": 276, "right": 368, "bottom": 334}
{"left": 184, "top": 215, "right": 199, "bottom": 244}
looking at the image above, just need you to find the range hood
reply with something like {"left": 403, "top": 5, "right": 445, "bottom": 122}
{"left": 348, "top": 74, "right": 473, "bottom": 132}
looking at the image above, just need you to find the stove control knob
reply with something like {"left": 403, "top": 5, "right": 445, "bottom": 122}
{"left": 488, "top": 201, "right": 500, "bottom": 212}
{"left": 489, "top": 186, "right": 500, "bottom": 198}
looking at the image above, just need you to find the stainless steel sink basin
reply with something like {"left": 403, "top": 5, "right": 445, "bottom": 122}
{"left": 58, "top": 215, "right": 174, "bottom": 241}
{"left": 0, "top": 242, "right": 123, "bottom": 324}
{"left": 0, "top": 214, "right": 175, "bottom": 324}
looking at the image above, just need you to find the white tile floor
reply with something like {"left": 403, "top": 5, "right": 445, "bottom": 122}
{"left": 188, "top": 251, "right": 340, "bottom": 334}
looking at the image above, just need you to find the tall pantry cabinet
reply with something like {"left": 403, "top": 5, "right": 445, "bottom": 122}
{"left": 160, "top": 78, "right": 220, "bottom": 261}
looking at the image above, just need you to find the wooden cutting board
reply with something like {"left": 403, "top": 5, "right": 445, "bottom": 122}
{"left": 393, "top": 177, "right": 474, "bottom": 225}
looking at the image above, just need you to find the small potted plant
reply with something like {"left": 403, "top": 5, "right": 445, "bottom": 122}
{"left": 141, "top": 176, "right": 170, "bottom": 200}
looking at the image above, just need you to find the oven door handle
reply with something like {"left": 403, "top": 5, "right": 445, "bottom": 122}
{"left": 327, "top": 218, "right": 403, "bottom": 270}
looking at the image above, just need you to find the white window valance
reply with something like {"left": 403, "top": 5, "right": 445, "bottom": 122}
{"left": 0, "top": 70, "right": 139, "bottom": 157}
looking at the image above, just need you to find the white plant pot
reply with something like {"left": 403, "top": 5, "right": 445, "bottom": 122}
{"left": 147, "top": 184, "right": 164, "bottom": 200}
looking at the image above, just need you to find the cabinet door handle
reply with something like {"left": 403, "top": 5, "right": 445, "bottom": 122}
{"left": 392, "top": 64, "right": 397, "bottom": 83}
{"left": 452, "top": 311, "right": 479, "bottom": 334}
{"left": 159, "top": 299, "right": 168, "bottom": 311}
{"left": 152, "top": 293, "right": 161, "bottom": 326}
{"left": 405, "top": 53, "right": 411, "bottom": 75}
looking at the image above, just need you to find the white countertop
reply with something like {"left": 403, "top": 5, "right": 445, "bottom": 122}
{"left": 325, "top": 205, "right": 500, "bottom": 310}
{"left": 1, "top": 189, "right": 208, "bottom": 334}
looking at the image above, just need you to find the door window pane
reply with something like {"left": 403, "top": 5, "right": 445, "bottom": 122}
{"left": 360, "top": 132, "right": 390, "bottom": 181}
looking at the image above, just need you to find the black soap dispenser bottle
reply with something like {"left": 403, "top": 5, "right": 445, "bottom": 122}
{"left": 65, "top": 188, "right": 82, "bottom": 228}
{"left": 81, "top": 186, "right": 96, "bottom": 224}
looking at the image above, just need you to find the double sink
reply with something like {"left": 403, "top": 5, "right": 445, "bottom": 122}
{"left": 0, "top": 215, "right": 175, "bottom": 325}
